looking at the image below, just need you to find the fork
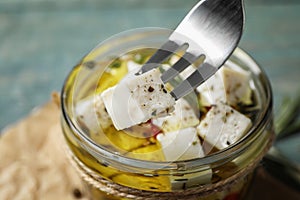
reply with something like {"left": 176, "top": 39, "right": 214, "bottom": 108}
{"left": 139, "top": 0, "right": 244, "bottom": 100}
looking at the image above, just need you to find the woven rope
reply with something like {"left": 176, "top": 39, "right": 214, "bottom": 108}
{"left": 65, "top": 134, "right": 274, "bottom": 200}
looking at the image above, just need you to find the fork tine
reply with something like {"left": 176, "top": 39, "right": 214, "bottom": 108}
{"left": 161, "top": 52, "right": 198, "bottom": 83}
{"left": 170, "top": 62, "right": 217, "bottom": 100}
{"left": 139, "top": 40, "right": 179, "bottom": 74}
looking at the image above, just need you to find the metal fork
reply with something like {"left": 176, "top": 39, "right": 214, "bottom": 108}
{"left": 139, "top": 0, "right": 244, "bottom": 100}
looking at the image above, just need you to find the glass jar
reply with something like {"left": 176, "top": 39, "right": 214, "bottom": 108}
{"left": 60, "top": 28, "right": 274, "bottom": 200}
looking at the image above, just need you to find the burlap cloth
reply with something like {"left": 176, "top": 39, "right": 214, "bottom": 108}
{"left": 0, "top": 94, "right": 299, "bottom": 200}
{"left": 0, "top": 94, "right": 88, "bottom": 200}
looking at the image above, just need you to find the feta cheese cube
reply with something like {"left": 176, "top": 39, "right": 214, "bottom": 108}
{"left": 101, "top": 69, "right": 175, "bottom": 130}
{"left": 196, "top": 66, "right": 252, "bottom": 106}
{"left": 75, "top": 95, "right": 112, "bottom": 133}
{"left": 157, "top": 127, "right": 212, "bottom": 189}
{"left": 156, "top": 127, "right": 204, "bottom": 161}
{"left": 196, "top": 70, "right": 226, "bottom": 106}
{"left": 152, "top": 98, "right": 199, "bottom": 133}
{"left": 221, "top": 66, "right": 252, "bottom": 105}
{"left": 197, "top": 103, "right": 252, "bottom": 150}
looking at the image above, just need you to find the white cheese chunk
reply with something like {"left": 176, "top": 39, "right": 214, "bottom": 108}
{"left": 221, "top": 66, "right": 252, "bottom": 105}
{"left": 196, "top": 66, "right": 252, "bottom": 106}
{"left": 75, "top": 95, "right": 112, "bottom": 133}
{"left": 196, "top": 70, "right": 226, "bottom": 107}
{"left": 101, "top": 69, "right": 175, "bottom": 130}
{"left": 152, "top": 98, "right": 199, "bottom": 132}
{"left": 156, "top": 127, "right": 204, "bottom": 161}
{"left": 157, "top": 127, "right": 212, "bottom": 189}
{"left": 197, "top": 102, "right": 252, "bottom": 150}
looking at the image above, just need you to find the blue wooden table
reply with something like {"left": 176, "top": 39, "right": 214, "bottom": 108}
{"left": 0, "top": 0, "right": 299, "bottom": 182}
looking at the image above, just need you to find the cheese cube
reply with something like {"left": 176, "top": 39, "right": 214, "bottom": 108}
{"left": 221, "top": 66, "right": 252, "bottom": 105}
{"left": 152, "top": 98, "right": 199, "bottom": 133}
{"left": 156, "top": 127, "right": 204, "bottom": 161}
{"left": 101, "top": 69, "right": 175, "bottom": 130}
{"left": 157, "top": 127, "right": 212, "bottom": 189}
{"left": 197, "top": 103, "right": 252, "bottom": 150}
{"left": 196, "top": 70, "right": 226, "bottom": 107}
{"left": 75, "top": 95, "right": 112, "bottom": 134}
{"left": 196, "top": 66, "right": 252, "bottom": 106}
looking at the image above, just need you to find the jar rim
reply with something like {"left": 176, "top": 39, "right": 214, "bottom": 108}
{"left": 61, "top": 28, "right": 273, "bottom": 172}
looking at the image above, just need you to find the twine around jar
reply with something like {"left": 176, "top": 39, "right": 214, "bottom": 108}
{"left": 64, "top": 133, "right": 274, "bottom": 200}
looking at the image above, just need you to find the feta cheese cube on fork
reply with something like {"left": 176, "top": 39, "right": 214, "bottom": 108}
{"left": 101, "top": 68, "right": 175, "bottom": 130}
